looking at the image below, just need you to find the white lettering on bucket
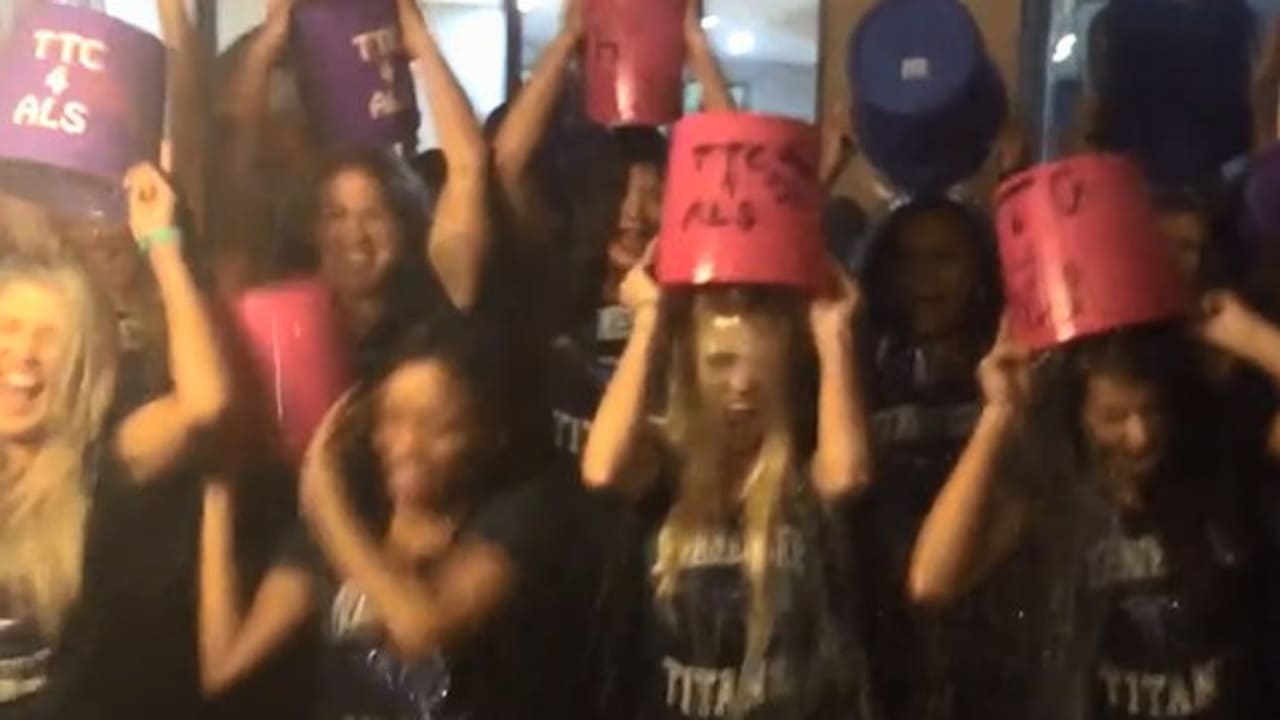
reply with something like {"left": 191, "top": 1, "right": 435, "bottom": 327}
{"left": 12, "top": 95, "right": 88, "bottom": 135}
{"left": 901, "top": 57, "right": 930, "bottom": 81}
{"left": 32, "top": 30, "right": 107, "bottom": 72}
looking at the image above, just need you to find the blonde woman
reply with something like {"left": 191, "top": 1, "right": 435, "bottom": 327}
{"left": 581, "top": 259, "right": 876, "bottom": 720}
{"left": 0, "top": 162, "right": 229, "bottom": 719}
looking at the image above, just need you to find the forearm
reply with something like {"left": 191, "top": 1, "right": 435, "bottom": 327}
{"left": 908, "top": 405, "right": 1019, "bottom": 606}
{"left": 409, "top": 26, "right": 486, "bottom": 175}
{"left": 686, "top": 31, "right": 734, "bottom": 112}
{"left": 1233, "top": 314, "right": 1280, "bottom": 384}
{"left": 811, "top": 326, "right": 871, "bottom": 501}
{"left": 494, "top": 31, "right": 578, "bottom": 181}
{"left": 199, "top": 482, "right": 244, "bottom": 690}
{"left": 582, "top": 308, "right": 661, "bottom": 488}
{"left": 303, "top": 466, "right": 446, "bottom": 655}
{"left": 149, "top": 243, "right": 230, "bottom": 426}
{"left": 222, "top": 33, "right": 283, "bottom": 176}
{"left": 159, "top": 0, "right": 208, "bottom": 233}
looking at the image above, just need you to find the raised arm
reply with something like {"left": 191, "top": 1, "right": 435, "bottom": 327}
{"left": 158, "top": 0, "right": 209, "bottom": 236}
{"left": 1196, "top": 291, "right": 1280, "bottom": 459}
{"left": 113, "top": 163, "right": 230, "bottom": 483}
{"left": 491, "top": 0, "right": 583, "bottom": 238}
{"left": 298, "top": 399, "right": 513, "bottom": 660}
{"left": 397, "top": 0, "right": 490, "bottom": 312}
{"left": 807, "top": 262, "right": 871, "bottom": 502}
{"left": 684, "top": 0, "right": 735, "bottom": 112}
{"left": 907, "top": 324, "right": 1031, "bottom": 607}
{"left": 219, "top": 0, "right": 294, "bottom": 183}
{"left": 198, "top": 478, "right": 314, "bottom": 696}
{"left": 581, "top": 263, "right": 665, "bottom": 494}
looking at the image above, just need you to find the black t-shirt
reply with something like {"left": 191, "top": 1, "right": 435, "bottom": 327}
{"left": 0, "top": 437, "right": 203, "bottom": 720}
{"left": 277, "top": 478, "right": 608, "bottom": 720}
{"left": 1085, "top": 508, "right": 1256, "bottom": 719}
{"left": 629, "top": 473, "right": 872, "bottom": 720}
{"left": 548, "top": 305, "right": 631, "bottom": 461}
{"left": 1025, "top": 374, "right": 1276, "bottom": 720}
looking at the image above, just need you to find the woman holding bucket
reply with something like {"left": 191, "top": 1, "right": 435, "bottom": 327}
{"left": 579, "top": 110, "right": 877, "bottom": 718}
{"left": 908, "top": 156, "right": 1280, "bottom": 719}
{"left": 217, "top": 0, "right": 491, "bottom": 344}
{"left": 199, "top": 321, "right": 607, "bottom": 719}
{"left": 0, "top": 161, "right": 230, "bottom": 719}
{"left": 491, "top": 0, "right": 736, "bottom": 464}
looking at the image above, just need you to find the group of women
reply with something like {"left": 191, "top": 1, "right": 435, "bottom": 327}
{"left": 4, "top": 0, "right": 1280, "bottom": 719}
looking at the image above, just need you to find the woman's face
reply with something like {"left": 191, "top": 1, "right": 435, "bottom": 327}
{"left": 1082, "top": 371, "right": 1166, "bottom": 494}
{"left": 373, "top": 360, "right": 478, "bottom": 510}
{"left": 893, "top": 211, "right": 979, "bottom": 340}
{"left": 1156, "top": 208, "right": 1209, "bottom": 285}
{"left": 692, "top": 296, "right": 791, "bottom": 452}
{"left": 57, "top": 215, "right": 140, "bottom": 307}
{"left": 0, "top": 280, "right": 70, "bottom": 443}
{"left": 316, "top": 167, "right": 402, "bottom": 302}
{"left": 606, "top": 162, "right": 663, "bottom": 276}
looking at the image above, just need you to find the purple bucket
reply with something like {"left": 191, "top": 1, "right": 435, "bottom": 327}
{"left": 848, "top": 0, "right": 1006, "bottom": 194}
{"left": 291, "top": 0, "right": 421, "bottom": 151}
{"left": 0, "top": 4, "right": 165, "bottom": 219}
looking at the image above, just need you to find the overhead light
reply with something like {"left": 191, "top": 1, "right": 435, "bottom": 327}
{"left": 700, "top": 14, "right": 720, "bottom": 30}
{"left": 1052, "top": 33, "right": 1077, "bottom": 64}
{"left": 726, "top": 29, "right": 755, "bottom": 57}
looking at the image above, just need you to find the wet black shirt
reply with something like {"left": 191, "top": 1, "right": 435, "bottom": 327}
{"left": 630, "top": 475, "right": 872, "bottom": 720}
{"left": 278, "top": 479, "right": 605, "bottom": 720}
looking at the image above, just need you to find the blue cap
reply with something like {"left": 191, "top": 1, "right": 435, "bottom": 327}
{"left": 848, "top": 0, "right": 1006, "bottom": 194}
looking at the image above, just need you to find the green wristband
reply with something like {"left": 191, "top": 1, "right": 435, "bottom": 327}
{"left": 139, "top": 226, "right": 182, "bottom": 253}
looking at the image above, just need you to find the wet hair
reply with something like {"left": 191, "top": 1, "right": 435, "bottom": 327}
{"left": 859, "top": 196, "right": 1002, "bottom": 348}
{"left": 1021, "top": 323, "right": 1211, "bottom": 495}
{"left": 656, "top": 286, "right": 808, "bottom": 681}
{"left": 0, "top": 257, "right": 118, "bottom": 636}
{"left": 332, "top": 321, "right": 508, "bottom": 532}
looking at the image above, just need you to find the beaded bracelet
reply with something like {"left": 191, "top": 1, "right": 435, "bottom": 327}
{"left": 138, "top": 226, "right": 182, "bottom": 253}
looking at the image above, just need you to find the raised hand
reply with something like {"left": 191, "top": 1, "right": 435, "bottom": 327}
{"left": 808, "top": 258, "right": 862, "bottom": 344}
{"left": 1195, "top": 290, "right": 1265, "bottom": 359}
{"left": 977, "top": 317, "right": 1033, "bottom": 413}
{"left": 562, "top": 0, "right": 586, "bottom": 45}
{"left": 124, "top": 162, "right": 178, "bottom": 247}
{"left": 395, "top": 0, "right": 433, "bottom": 59}
{"left": 260, "top": 0, "right": 296, "bottom": 50}
{"left": 619, "top": 243, "right": 661, "bottom": 314}
{"left": 683, "top": 0, "right": 708, "bottom": 47}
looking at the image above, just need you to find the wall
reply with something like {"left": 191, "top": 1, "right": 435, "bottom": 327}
{"left": 720, "top": 57, "right": 817, "bottom": 120}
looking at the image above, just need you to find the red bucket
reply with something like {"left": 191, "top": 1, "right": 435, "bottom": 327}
{"left": 583, "top": 0, "right": 685, "bottom": 127}
{"left": 233, "top": 279, "right": 353, "bottom": 464}
{"left": 994, "top": 154, "right": 1188, "bottom": 349}
{"left": 656, "top": 112, "right": 824, "bottom": 290}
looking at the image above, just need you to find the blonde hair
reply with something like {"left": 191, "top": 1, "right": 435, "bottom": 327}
{"left": 652, "top": 287, "right": 800, "bottom": 706}
{"left": 0, "top": 258, "right": 118, "bottom": 636}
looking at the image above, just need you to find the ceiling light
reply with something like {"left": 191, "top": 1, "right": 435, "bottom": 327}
{"left": 1052, "top": 33, "right": 1077, "bottom": 64}
{"left": 726, "top": 29, "right": 755, "bottom": 57}
{"left": 700, "top": 14, "right": 720, "bottom": 30}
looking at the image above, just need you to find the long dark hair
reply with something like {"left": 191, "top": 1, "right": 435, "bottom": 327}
{"left": 331, "top": 322, "right": 508, "bottom": 533}
{"left": 559, "top": 127, "right": 668, "bottom": 330}
{"left": 1019, "top": 323, "right": 1215, "bottom": 511}
{"left": 860, "top": 196, "right": 1002, "bottom": 347}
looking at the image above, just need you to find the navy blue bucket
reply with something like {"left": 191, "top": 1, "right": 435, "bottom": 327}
{"left": 848, "top": 0, "right": 1006, "bottom": 195}
{"left": 1090, "top": 0, "right": 1254, "bottom": 189}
